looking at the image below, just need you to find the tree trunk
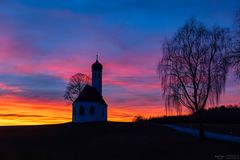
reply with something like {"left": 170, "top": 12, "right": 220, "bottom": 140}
{"left": 198, "top": 111, "right": 205, "bottom": 142}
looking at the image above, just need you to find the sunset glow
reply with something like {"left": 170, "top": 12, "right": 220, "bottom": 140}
{"left": 0, "top": 94, "right": 167, "bottom": 125}
{"left": 0, "top": 0, "right": 239, "bottom": 125}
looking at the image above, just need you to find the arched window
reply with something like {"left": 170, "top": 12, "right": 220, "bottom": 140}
{"left": 90, "top": 106, "right": 95, "bottom": 115}
{"left": 79, "top": 106, "right": 84, "bottom": 115}
{"left": 73, "top": 107, "right": 76, "bottom": 115}
{"left": 102, "top": 108, "right": 104, "bottom": 116}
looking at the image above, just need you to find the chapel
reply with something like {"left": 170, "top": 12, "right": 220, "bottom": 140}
{"left": 72, "top": 56, "right": 107, "bottom": 123}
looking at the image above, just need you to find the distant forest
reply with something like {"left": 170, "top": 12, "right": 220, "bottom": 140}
{"left": 135, "top": 105, "right": 240, "bottom": 123}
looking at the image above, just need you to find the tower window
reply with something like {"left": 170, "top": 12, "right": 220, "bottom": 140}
{"left": 90, "top": 106, "right": 95, "bottom": 115}
{"left": 79, "top": 106, "right": 84, "bottom": 115}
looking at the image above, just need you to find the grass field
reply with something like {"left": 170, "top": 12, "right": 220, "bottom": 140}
{"left": 0, "top": 122, "right": 239, "bottom": 160}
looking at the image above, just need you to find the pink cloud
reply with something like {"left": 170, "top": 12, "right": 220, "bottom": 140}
{"left": 0, "top": 82, "right": 22, "bottom": 93}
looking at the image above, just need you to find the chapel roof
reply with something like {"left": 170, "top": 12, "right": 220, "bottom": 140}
{"left": 74, "top": 85, "right": 107, "bottom": 106}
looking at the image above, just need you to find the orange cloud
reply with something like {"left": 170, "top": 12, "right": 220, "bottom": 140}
{"left": 0, "top": 95, "right": 71, "bottom": 125}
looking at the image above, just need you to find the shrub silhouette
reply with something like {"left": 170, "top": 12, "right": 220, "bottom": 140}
{"left": 135, "top": 105, "right": 240, "bottom": 124}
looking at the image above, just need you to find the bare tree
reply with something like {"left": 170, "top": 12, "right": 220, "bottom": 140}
{"left": 158, "top": 19, "right": 230, "bottom": 141}
{"left": 227, "top": 10, "right": 240, "bottom": 78}
{"left": 64, "top": 73, "right": 91, "bottom": 103}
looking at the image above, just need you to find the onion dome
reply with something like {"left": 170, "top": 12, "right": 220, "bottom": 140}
{"left": 91, "top": 55, "right": 103, "bottom": 71}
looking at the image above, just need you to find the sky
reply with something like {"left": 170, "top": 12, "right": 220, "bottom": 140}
{"left": 0, "top": 0, "right": 240, "bottom": 125}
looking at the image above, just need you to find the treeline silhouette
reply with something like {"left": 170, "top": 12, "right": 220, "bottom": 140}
{"left": 135, "top": 105, "right": 240, "bottom": 124}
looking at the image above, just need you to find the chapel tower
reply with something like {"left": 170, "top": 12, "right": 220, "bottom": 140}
{"left": 91, "top": 55, "right": 103, "bottom": 95}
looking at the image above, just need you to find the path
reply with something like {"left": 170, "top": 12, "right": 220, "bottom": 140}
{"left": 163, "top": 124, "right": 240, "bottom": 144}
